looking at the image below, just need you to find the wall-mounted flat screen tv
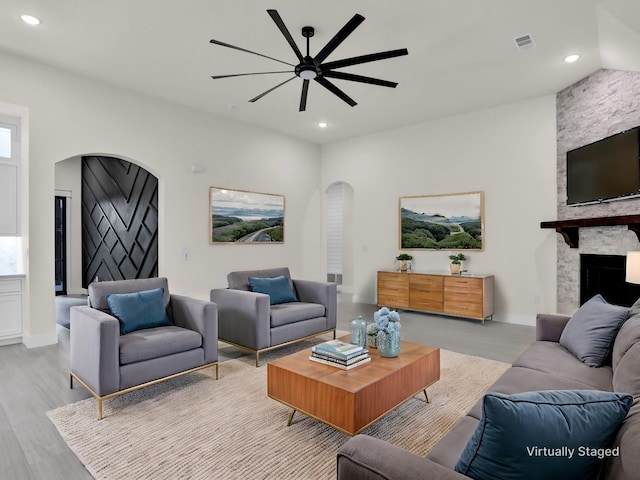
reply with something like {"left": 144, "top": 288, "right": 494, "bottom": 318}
{"left": 567, "top": 126, "right": 640, "bottom": 206}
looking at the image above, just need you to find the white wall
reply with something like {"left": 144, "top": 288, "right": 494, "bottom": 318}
{"left": 321, "top": 96, "right": 559, "bottom": 325}
{"left": 0, "top": 51, "right": 322, "bottom": 346}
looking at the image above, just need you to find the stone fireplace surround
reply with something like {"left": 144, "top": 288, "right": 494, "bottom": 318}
{"left": 555, "top": 69, "right": 640, "bottom": 315}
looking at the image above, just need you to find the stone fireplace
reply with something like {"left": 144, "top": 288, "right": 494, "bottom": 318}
{"left": 555, "top": 69, "right": 640, "bottom": 314}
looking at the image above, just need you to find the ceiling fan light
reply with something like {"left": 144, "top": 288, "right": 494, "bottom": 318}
{"left": 299, "top": 69, "right": 317, "bottom": 80}
{"left": 21, "top": 14, "right": 41, "bottom": 25}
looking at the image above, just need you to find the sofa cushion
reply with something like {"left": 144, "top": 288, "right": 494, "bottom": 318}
{"left": 607, "top": 343, "right": 640, "bottom": 480}
{"left": 119, "top": 325, "right": 202, "bottom": 365}
{"left": 249, "top": 275, "right": 298, "bottom": 305}
{"left": 106, "top": 288, "right": 172, "bottom": 334}
{"left": 559, "top": 294, "right": 629, "bottom": 367}
{"left": 89, "top": 277, "right": 170, "bottom": 311}
{"left": 466, "top": 366, "right": 602, "bottom": 420}
{"left": 227, "top": 267, "right": 293, "bottom": 291}
{"left": 270, "top": 302, "right": 325, "bottom": 327}
{"left": 612, "top": 314, "right": 640, "bottom": 371}
{"left": 513, "top": 341, "right": 613, "bottom": 391}
{"left": 454, "top": 390, "right": 633, "bottom": 480}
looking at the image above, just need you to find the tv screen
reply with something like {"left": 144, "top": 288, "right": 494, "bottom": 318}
{"left": 566, "top": 126, "right": 640, "bottom": 206}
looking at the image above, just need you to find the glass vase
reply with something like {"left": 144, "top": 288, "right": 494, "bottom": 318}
{"left": 350, "top": 315, "right": 367, "bottom": 348}
{"left": 377, "top": 326, "right": 401, "bottom": 357}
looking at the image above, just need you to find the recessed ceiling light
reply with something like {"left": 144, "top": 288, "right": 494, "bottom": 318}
{"left": 318, "top": 122, "right": 328, "bottom": 128}
{"left": 21, "top": 14, "right": 41, "bottom": 26}
{"left": 564, "top": 54, "right": 580, "bottom": 63}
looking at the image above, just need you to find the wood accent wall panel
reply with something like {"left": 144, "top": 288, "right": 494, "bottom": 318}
{"left": 81, "top": 156, "right": 159, "bottom": 288}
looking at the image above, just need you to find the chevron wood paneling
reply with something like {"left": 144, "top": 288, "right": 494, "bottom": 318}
{"left": 81, "top": 156, "right": 158, "bottom": 288}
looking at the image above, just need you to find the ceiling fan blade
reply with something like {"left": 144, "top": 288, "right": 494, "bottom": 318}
{"left": 321, "top": 48, "right": 409, "bottom": 70}
{"left": 211, "top": 71, "right": 293, "bottom": 80}
{"left": 248, "top": 76, "right": 297, "bottom": 103}
{"left": 267, "top": 10, "right": 304, "bottom": 63}
{"left": 209, "top": 39, "right": 295, "bottom": 67}
{"left": 315, "top": 77, "right": 357, "bottom": 107}
{"left": 299, "top": 79, "right": 310, "bottom": 112}
{"left": 314, "top": 14, "right": 365, "bottom": 64}
{"left": 322, "top": 71, "right": 398, "bottom": 88}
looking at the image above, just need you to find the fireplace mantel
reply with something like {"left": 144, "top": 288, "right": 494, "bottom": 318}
{"left": 540, "top": 215, "right": 640, "bottom": 248}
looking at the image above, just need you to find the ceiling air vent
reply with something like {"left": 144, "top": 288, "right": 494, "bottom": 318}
{"left": 514, "top": 34, "right": 536, "bottom": 51}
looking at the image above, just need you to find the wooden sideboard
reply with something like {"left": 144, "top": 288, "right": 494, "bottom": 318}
{"left": 377, "top": 271, "right": 494, "bottom": 324}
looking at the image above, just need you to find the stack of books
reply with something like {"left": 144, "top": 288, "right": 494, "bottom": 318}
{"left": 310, "top": 340, "right": 370, "bottom": 370}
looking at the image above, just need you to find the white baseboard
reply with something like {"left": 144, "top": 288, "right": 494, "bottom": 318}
{"left": 0, "top": 336, "right": 22, "bottom": 346}
{"left": 22, "top": 332, "right": 58, "bottom": 348}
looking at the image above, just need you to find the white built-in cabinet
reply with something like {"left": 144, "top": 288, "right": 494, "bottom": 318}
{"left": 0, "top": 277, "right": 23, "bottom": 345}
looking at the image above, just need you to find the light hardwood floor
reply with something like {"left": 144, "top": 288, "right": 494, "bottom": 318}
{"left": 0, "top": 297, "right": 534, "bottom": 479}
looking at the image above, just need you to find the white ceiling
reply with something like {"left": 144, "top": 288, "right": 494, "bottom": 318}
{"left": 1, "top": 0, "right": 639, "bottom": 144}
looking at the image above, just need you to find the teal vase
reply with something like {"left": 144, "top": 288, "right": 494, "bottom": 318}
{"left": 377, "top": 326, "right": 401, "bottom": 357}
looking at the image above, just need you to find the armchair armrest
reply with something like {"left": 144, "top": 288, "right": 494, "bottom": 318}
{"left": 293, "top": 279, "right": 337, "bottom": 330}
{"left": 210, "top": 289, "right": 271, "bottom": 350}
{"left": 69, "top": 306, "right": 120, "bottom": 397}
{"left": 338, "top": 435, "right": 470, "bottom": 480}
{"left": 170, "top": 294, "right": 218, "bottom": 364}
{"left": 535, "top": 313, "right": 571, "bottom": 342}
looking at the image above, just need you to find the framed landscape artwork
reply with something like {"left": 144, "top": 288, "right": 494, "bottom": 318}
{"left": 209, "top": 187, "right": 285, "bottom": 244}
{"left": 399, "top": 191, "right": 484, "bottom": 250}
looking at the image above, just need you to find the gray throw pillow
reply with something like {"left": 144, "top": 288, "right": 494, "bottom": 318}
{"left": 559, "top": 294, "right": 629, "bottom": 367}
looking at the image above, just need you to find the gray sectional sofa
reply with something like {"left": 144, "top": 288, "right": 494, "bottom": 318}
{"left": 337, "top": 311, "right": 640, "bottom": 480}
{"left": 210, "top": 267, "right": 337, "bottom": 366}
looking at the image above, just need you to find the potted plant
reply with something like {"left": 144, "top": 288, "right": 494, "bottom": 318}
{"left": 396, "top": 253, "right": 413, "bottom": 272}
{"left": 448, "top": 253, "right": 466, "bottom": 275}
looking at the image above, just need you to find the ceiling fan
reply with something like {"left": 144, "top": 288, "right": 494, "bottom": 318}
{"left": 209, "top": 9, "right": 409, "bottom": 111}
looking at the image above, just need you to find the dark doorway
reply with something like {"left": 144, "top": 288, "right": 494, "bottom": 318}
{"left": 580, "top": 254, "right": 640, "bottom": 307}
{"left": 55, "top": 196, "right": 67, "bottom": 295}
{"left": 81, "top": 156, "right": 158, "bottom": 288}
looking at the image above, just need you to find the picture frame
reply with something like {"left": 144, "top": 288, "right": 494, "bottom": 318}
{"left": 209, "top": 187, "right": 285, "bottom": 244}
{"left": 399, "top": 191, "right": 484, "bottom": 250}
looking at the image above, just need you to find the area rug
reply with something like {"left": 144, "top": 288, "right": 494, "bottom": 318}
{"left": 47, "top": 340, "right": 509, "bottom": 480}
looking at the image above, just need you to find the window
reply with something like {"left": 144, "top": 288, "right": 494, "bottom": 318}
{"left": 0, "top": 126, "right": 11, "bottom": 158}
{"left": 0, "top": 113, "right": 21, "bottom": 273}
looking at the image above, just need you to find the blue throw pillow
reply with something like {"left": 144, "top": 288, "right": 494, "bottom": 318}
{"left": 248, "top": 275, "right": 298, "bottom": 305}
{"left": 454, "top": 390, "right": 633, "bottom": 480}
{"left": 106, "top": 287, "right": 172, "bottom": 334}
{"left": 559, "top": 294, "right": 629, "bottom": 367}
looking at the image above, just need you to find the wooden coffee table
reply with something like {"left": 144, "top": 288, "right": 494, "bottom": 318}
{"left": 267, "top": 338, "right": 440, "bottom": 436}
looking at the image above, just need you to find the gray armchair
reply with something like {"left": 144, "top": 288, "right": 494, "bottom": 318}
{"left": 70, "top": 277, "right": 218, "bottom": 419}
{"left": 210, "top": 267, "right": 336, "bottom": 366}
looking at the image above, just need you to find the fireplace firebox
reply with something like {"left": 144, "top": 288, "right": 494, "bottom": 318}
{"left": 580, "top": 254, "right": 640, "bottom": 307}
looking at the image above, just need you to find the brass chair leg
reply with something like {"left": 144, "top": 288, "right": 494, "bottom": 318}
{"left": 69, "top": 373, "right": 73, "bottom": 389}
{"left": 98, "top": 398, "right": 103, "bottom": 420}
{"left": 215, "top": 363, "right": 219, "bottom": 380}
{"left": 255, "top": 351, "right": 260, "bottom": 367}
